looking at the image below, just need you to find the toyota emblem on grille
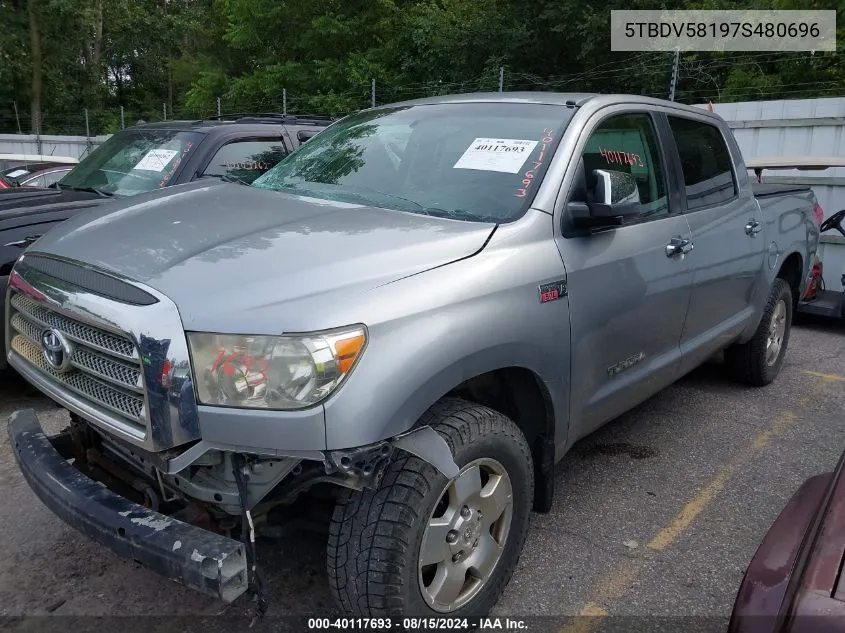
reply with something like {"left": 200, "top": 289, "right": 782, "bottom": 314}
{"left": 41, "top": 328, "right": 73, "bottom": 372}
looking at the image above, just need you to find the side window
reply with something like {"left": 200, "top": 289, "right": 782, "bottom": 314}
{"left": 22, "top": 174, "right": 46, "bottom": 188}
{"left": 667, "top": 116, "right": 737, "bottom": 211}
{"left": 581, "top": 113, "right": 669, "bottom": 218}
{"left": 42, "top": 170, "right": 69, "bottom": 187}
{"left": 201, "top": 140, "right": 288, "bottom": 184}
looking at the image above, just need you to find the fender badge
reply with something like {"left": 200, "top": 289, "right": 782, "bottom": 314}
{"left": 608, "top": 352, "right": 646, "bottom": 376}
{"left": 539, "top": 280, "right": 567, "bottom": 303}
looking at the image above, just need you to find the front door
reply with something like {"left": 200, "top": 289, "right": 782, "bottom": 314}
{"left": 555, "top": 111, "right": 694, "bottom": 441}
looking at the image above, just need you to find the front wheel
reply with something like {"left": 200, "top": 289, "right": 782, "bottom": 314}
{"left": 725, "top": 277, "right": 793, "bottom": 386}
{"left": 327, "top": 398, "right": 534, "bottom": 617}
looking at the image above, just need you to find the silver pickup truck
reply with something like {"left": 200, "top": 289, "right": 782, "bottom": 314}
{"left": 5, "top": 93, "right": 820, "bottom": 619}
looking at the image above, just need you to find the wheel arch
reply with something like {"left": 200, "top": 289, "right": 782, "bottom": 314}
{"left": 776, "top": 251, "right": 803, "bottom": 307}
{"left": 443, "top": 366, "right": 558, "bottom": 513}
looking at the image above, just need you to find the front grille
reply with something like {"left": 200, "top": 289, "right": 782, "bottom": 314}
{"left": 11, "top": 293, "right": 137, "bottom": 359}
{"left": 8, "top": 290, "right": 147, "bottom": 439}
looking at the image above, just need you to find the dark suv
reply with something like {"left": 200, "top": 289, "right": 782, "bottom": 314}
{"left": 0, "top": 113, "right": 334, "bottom": 370}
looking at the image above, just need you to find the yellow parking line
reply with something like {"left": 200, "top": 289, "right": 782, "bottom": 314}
{"left": 558, "top": 380, "right": 825, "bottom": 633}
{"left": 561, "top": 603, "right": 611, "bottom": 633}
{"left": 649, "top": 409, "right": 795, "bottom": 551}
{"left": 802, "top": 370, "right": 845, "bottom": 382}
{"left": 580, "top": 605, "right": 609, "bottom": 617}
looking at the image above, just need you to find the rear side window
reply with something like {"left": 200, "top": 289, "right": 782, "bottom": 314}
{"left": 42, "top": 170, "right": 69, "bottom": 187}
{"left": 668, "top": 116, "right": 737, "bottom": 210}
{"left": 22, "top": 174, "right": 46, "bottom": 187}
{"left": 202, "top": 140, "right": 288, "bottom": 184}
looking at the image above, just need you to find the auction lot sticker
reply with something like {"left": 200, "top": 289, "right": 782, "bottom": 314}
{"left": 454, "top": 138, "right": 539, "bottom": 173}
{"left": 134, "top": 149, "right": 180, "bottom": 172}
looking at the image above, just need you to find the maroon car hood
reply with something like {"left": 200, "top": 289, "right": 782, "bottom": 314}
{"left": 788, "top": 449, "right": 845, "bottom": 631}
{"left": 730, "top": 447, "right": 845, "bottom": 633}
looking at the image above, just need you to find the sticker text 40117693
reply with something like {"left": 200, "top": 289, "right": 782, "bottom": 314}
{"left": 515, "top": 129, "right": 555, "bottom": 198}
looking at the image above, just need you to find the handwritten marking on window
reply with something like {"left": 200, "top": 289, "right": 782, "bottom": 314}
{"left": 599, "top": 147, "right": 644, "bottom": 168}
{"left": 158, "top": 141, "right": 193, "bottom": 188}
{"left": 515, "top": 129, "right": 554, "bottom": 199}
{"left": 221, "top": 161, "right": 270, "bottom": 171}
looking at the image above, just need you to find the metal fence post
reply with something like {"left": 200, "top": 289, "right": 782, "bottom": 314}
{"left": 13, "top": 101, "right": 22, "bottom": 134}
{"left": 35, "top": 111, "right": 42, "bottom": 155}
{"left": 217, "top": 96, "right": 221, "bottom": 117}
{"left": 163, "top": 103, "right": 167, "bottom": 121}
{"left": 84, "top": 108, "right": 92, "bottom": 155}
{"left": 499, "top": 66, "right": 504, "bottom": 92}
{"left": 120, "top": 105, "right": 125, "bottom": 129}
{"left": 283, "top": 89, "right": 287, "bottom": 116}
{"left": 668, "top": 47, "right": 680, "bottom": 102}
{"left": 371, "top": 79, "right": 376, "bottom": 108}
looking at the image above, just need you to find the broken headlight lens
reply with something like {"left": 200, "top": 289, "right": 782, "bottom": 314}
{"left": 187, "top": 326, "right": 367, "bottom": 410}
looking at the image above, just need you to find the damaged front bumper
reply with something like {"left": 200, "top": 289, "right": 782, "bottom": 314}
{"left": 7, "top": 408, "right": 248, "bottom": 603}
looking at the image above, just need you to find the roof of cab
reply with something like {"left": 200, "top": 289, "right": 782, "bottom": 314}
{"left": 128, "top": 114, "right": 336, "bottom": 134}
{"left": 379, "top": 91, "right": 724, "bottom": 120}
{"left": 385, "top": 91, "right": 600, "bottom": 108}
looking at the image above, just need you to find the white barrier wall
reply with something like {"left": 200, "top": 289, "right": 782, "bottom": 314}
{"left": 0, "top": 134, "right": 110, "bottom": 160}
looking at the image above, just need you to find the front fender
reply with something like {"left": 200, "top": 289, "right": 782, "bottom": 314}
{"left": 326, "top": 334, "right": 568, "bottom": 450}
{"left": 321, "top": 215, "right": 571, "bottom": 451}
{"left": 352, "top": 342, "right": 562, "bottom": 449}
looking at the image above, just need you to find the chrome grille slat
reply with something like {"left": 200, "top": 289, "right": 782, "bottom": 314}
{"left": 8, "top": 289, "right": 149, "bottom": 441}
{"left": 10, "top": 312, "right": 41, "bottom": 343}
{"left": 71, "top": 347, "right": 144, "bottom": 393}
{"left": 10, "top": 336, "right": 146, "bottom": 436}
{"left": 10, "top": 293, "right": 137, "bottom": 361}
{"left": 12, "top": 312, "right": 142, "bottom": 393}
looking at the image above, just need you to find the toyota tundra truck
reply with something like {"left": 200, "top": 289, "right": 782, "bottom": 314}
{"left": 5, "top": 92, "right": 820, "bottom": 619}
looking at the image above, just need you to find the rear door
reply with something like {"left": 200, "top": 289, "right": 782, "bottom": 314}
{"left": 556, "top": 108, "right": 694, "bottom": 439}
{"left": 664, "top": 114, "right": 767, "bottom": 373}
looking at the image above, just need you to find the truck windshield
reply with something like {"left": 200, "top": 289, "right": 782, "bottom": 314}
{"left": 57, "top": 129, "right": 203, "bottom": 197}
{"left": 252, "top": 102, "right": 573, "bottom": 222}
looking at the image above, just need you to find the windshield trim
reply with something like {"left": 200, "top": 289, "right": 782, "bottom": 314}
{"left": 251, "top": 102, "right": 575, "bottom": 224}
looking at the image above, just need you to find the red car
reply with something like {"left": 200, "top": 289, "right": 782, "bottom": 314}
{"left": 0, "top": 161, "right": 74, "bottom": 188}
{"left": 730, "top": 447, "right": 845, "bottom": 632}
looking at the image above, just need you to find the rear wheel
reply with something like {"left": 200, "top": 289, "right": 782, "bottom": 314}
{"left": 726, "top": 277, "right": 793, "bottom": 386}
{"left": 326, "top": 398, "right": 534, "bottom": 617}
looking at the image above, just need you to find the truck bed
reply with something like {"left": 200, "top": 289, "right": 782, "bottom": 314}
{"left": 752, "top": 182, "right": 812, "bottom": 199}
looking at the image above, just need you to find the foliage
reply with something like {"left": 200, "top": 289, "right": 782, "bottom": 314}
{"left": 0, "top": 0, "right": 843, "bottom": 134}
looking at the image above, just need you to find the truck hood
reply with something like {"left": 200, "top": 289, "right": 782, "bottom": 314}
{"left": 28, "top": 182, "right": 496, "bottom": 332}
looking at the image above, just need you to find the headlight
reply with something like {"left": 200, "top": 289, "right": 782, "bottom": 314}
{"left": 187, "top": 326, "right": 367, "bottom": 410}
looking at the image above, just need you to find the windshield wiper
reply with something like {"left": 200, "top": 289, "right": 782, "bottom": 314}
{"left": 422, "top": 207, "right": 501, "bottom": 224}
{"left": 276, "top": 181, "right": 428, "bottom": 211}
{"left": 268, "top": 180, "right": 499, "bottom": 223}
{"left": 200, "top": 173, "right": 249, "bottom": 186}
{"left": 56, "top": 183, "right": 113, "bottom": 198}
{"left": 222, "top": 174, "right": 249, "bottom": 185}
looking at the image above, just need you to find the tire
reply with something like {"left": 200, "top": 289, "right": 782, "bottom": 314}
{"left": 725, "top": 277, "right": 793, "bottom": 386}
{"left": 327, "top": 397, "right": 534, "bottom": 618}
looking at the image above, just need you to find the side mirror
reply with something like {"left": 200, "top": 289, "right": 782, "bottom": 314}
{"left": 297, "top": 130, "right": 318, "bottom": 143}
{"left": 589, "top": 169, "right": 641, "bottom": 218}
{"left": 566, "top": 169, "right": 642, "bottom": 230}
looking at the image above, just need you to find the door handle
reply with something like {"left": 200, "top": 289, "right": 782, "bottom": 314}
{"left": 665, "top": 236, "right": 694, "bottom": 257}
{"left": 745, "top": 219, "right": 762, "bottom": 236}
{"left": 3, "top": 235, "right": 40, "bottom": 249}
